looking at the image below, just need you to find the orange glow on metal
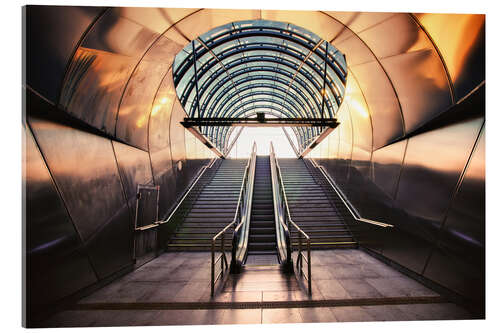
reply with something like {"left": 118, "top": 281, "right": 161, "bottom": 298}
{"left": 416, "top": 13, "right": 484, "bottom": 82}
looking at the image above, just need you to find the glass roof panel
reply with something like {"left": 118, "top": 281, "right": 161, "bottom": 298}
{"left": 172, "top": 19, "right": 347, "bottom": 152}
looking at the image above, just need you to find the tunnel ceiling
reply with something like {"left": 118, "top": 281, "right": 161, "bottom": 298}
{"left": 172, "top": 20, "right": 348, "bottom": 153}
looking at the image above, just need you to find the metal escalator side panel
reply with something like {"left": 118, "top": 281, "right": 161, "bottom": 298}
{"left": 232, "top": 143, "right": 257, "bottom": 267}
{"left": 269, "top": 143, "right": 293, "bottom": 269}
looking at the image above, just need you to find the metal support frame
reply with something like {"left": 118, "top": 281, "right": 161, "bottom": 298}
{"left": 282, "top": 127, "right": 300, "bottom": 158}
{"left": 320, "top": 42, "right": 328, "bottom": 122}
{"left": 224, "top": 126, "right": 244, "bottom": 156}
{"left": 192, "top": 41, "right": 201, "bottom": 118}
{"left": 182, "top": 116, "right": 339, "bottom": 128}
{"left": 299, "top": 126, "right": 337, "bottom": 159}
{"left": 184, "top": 125, "right": 225, "bottom": 158}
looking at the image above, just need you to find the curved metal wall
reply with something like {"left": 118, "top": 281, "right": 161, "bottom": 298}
{"left": 306, "top": 12, "right": 485, "bottom": 310}
{"left": 24, "top": 5, "right": 485, "bottom": 319}
{"left": 24, "top": 6, "right": 215, "bottom": 323}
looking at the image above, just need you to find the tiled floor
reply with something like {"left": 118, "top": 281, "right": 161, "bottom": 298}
{"left": 41, "top": 249, "right": 474, "bottom": 327}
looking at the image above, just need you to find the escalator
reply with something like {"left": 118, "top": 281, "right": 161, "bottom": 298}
{"left": 246, "top": 156, "right": 278, "bottom": 263}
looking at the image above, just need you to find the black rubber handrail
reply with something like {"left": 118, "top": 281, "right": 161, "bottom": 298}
{"left": 270, "top": 142, "right": 312, "bottom": 294}
{"left": 210, "top": 142, "right": 257, "bottom": 296}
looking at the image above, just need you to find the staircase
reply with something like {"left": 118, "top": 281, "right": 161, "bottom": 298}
{"left": 247, "top": 156, "right": 277, "bottom": 256}
{"left": 278, "top": 158, "right": 357, "bottom": 249}
{"left": 167, "top": 159, "right": 247, "bottom": 251}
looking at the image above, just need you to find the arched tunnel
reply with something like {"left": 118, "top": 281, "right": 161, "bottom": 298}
{"left": 24, "top": 6, "right": 485, "bottom": 327}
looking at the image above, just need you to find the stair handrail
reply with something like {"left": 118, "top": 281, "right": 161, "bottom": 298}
{"left": 155, "top": 157, "right": 218, "bottom": 226}
{"left": 210, "top": 142, "right": 257, "bottom": 296}
{"left": 270, "top": 142, "right": 312, "bottom": 295}
{"left": 307, "top": 158, "right": 393, "bottom": 228}
{"left": 269, "top": 142, "right": 292, "bottom": 271}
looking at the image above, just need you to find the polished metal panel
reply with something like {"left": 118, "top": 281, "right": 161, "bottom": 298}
{"left": 345, "top": 73, "right": 372, "bottom": 151}
{"left": 349, "top": 61, "right": 403, "bottom": 148}
{"left": 60, "top": 7, "right": 160, "bottom": 136}
{"left": 169, "top": 100, "right": 188, "bottom": 198}
{"left": 27, "top": 114, "right": 133, "bottom": 279}
{"left": 119, "top": 7, "right": 199, "bottom": 34}
{"left": 261, "top": 10, "right": 345, "bottom": 41}
{"left": 115, "top": 35, "right": 184, "bottom": 149}
{"left": 83, "top": 204, "right": 132, "bottom": 278}
{"left": 28, "top": 115, "right": 129, "bottom": 242}
{"left": 358, "top": 14, "right": 428, "bottom": 59}
{"left": 25, "top": 5, "right": 102, "bottom": 102}
{"left": 379, "top": 43, "right": 452, "bottom": 133}
{"left": 333, "top": 29, "right": 375, "bottom": 66}
{"left": 386, "top": 117, "right": 484, "bottom": 273}
{"left": 148, "top": 70, "right": 177, "bottom": 218}
{"left": 423, "top": 123, "right": 484, "bottom": 304}
{"left": 395, "top": 118, "right": 483, "bottom": 226}
{"left": 415, "top": 13, "right": 485, "bottom": 100}
{"left": 325, "top": 11, "right": 396, "bottom": 34}
{"left": 112, "top": 140, "right": 154, "bottom": 225}
{"left": 135, "top": 185, "right": 159, "bottom": 228}
{"left": 371, "top": 139, "right": 407, "bottom": 199}
{"left": 327, "top": 125, "right": 340, "bottom": 160}
{"left": 173, "top": 9, "right": 260, "bottom": 41}
{"left": 25, "top": 123, "right": 97, "bottom": 314}
{"left": 134, "top": 228, "right": 157, "bottom": 266}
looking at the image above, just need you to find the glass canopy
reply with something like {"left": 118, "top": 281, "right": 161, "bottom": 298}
{"left": 172, "top": 19, "right": 348, "bottom": 153}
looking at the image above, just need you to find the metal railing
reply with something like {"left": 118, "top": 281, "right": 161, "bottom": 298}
{"left": 154, "top": 158, "right": 219, "bottom": 249}
{"left": 308, "top": 158, "right": 393, "bottom": 228}
{"left": 210, "top": 142, "right": 257, "bottom": 296}
{"left": 270, "top": 142, "right": 312, "bottom": 295}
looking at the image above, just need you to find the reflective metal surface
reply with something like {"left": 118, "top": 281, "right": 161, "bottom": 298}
{"left": 349, "top": 61, "right": 403, "bottom": 148}
{"left": 113, "top": 141, "right": 154, "bottom": 225}
{"left": 25, "top": 5, "right": 103, "bottom": 103}
{"left": 61, "top": 8, "right": 159, "bottom": 135}
{"left": 115, "top": 35, "right": 183, "bottom": 149}
{"left": 423, "top": 122, "right": 485, "bottom": 307}
{"left": 24, "top": 122, "right": 97, "bottom": 319}
{"left": 415, "top": 13, "right": 485, "bottom": 100}
{"left": 148, "top": 69, "right": 177, "bottom": 217}
{"left": 169, "top": 100, "right": 188, "bottom": 198}
{"left": 28, "top": 115, "right": 128, "bottom": 243}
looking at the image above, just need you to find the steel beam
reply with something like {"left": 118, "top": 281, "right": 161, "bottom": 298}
{"left": 181, "top": 117, "right": 339, "bottom": 128}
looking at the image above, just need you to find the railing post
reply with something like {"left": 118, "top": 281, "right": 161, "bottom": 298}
{"left": 298, "top": 232, "right": 302, "bottom": 271}
{"left": 211, "top": 239, "right": 215, "bottom": 297}
{"left": 221, "top": 233, "right": 225, "bottom": 276}
{"left": 307, "top": 237, "right": 312, "bottom": 295}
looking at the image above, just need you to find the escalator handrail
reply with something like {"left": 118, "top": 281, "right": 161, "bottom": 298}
{"left": 270, "top": 144, "right": 310, "bottom": 240}
{"left": 308, "top": 158, "right": 393, "bottom": 228}
{"left": 211, "top": 142, "right": 257, "bottom": 275}
{"left": 269, "top": 142, "right": 292, "bottom": 266}
{"left": 270, "top": 142, "right": 312, "bottom": 294}
{"left": 231, "top": 142, "right": 257, "bottom": 265}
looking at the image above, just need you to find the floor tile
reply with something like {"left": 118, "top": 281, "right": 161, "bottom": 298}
{"left": 216, "top": 309, "right": 262, "bottom": 324}
{"left": 262, "top": 308, "right": 302, "bottom": 324}
{"left": 337, "top": 278, "right": 383, "bottom": 298}
{"left": 298, "top": 307, "right": 338, "bottom": 323}
{"left": 330, "top": 306, "right": 375, "bottom": 322}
